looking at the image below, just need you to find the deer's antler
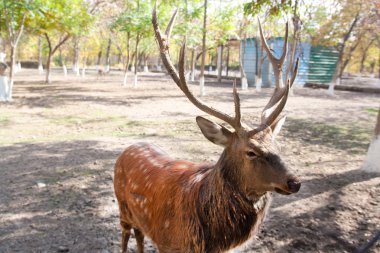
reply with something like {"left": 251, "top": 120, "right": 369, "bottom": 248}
{"left": 252, "top": 19, "right": 299, "bottom": 131}
{"left": 152, "top": 1, "right": 242, "bottom": 130}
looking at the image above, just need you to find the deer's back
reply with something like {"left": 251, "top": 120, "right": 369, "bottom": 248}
{"left": 114, "top": 142, "right": 203, "bottom": 251}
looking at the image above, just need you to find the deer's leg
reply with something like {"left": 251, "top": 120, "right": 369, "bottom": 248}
{"left": 120, "top": 221, "right": 132, "bottom": 253}
{"left": 134, "top": 228, "right": 145, "bottom": 253}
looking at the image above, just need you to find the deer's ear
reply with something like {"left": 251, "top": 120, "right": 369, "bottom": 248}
{"left": 196, "top": 116, "right": 232, "bottom": 147}
{"left": 270, "top": 115, "right": 286, "bottom": 140}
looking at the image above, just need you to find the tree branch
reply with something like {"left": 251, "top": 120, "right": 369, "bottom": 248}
{"left": 51, "top": 34, "right": 71, "bottom": 54}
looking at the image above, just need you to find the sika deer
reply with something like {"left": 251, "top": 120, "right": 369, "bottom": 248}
{"left": 113, "top": 3, "right": 301, "bottom": 252}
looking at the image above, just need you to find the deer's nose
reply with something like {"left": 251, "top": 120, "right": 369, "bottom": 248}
{"left": 287, "top": 180, "right": 301, "bottom": 193}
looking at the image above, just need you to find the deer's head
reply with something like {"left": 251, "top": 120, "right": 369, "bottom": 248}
{"left": 152, "top": 4, "right": 301, "bottom": 197}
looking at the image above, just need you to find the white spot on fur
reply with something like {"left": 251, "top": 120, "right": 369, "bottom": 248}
{"left": 192, "top": 173, "right": 204, "bottom": 184}
{"left": 176, "top": 164, "right": 188, "bottom": 169}
{"left": 164, "top": 220, "right": 170, "bottom": 228}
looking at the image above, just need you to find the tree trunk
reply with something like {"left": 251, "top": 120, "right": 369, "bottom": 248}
{"left": 331, "top": 13, "right": 360, "bottom": 86}
{"left": 375, "top": 108, "right": 380, "bottom": 137}
{"left": 7, "top": 45, "right": 15, "bottom": 101}
{"left": 256, "top": 41, "right": 264, "bottom": 92}
{"left": 239, "top": 37, "right": 248, "bottom": 90}
{"left": 44, "top": 33, "right": 70, "bottom": 84}
{"left": 123, "top": 32, "right": 131, "bottom": 86}
{"left": 190, "top": 49, "right": 196, "bottom": 81}
{"left": 199, "top": 0, "right": 207, "bottom": 96}
{"left": 38, "top": 36, "right": 43, "bottom": 75}
{"left": 133, "top": 34, "right": 140, "bottom": 88}
{"left": 285, "top": 0, "right": 300, "bottom": 95}
{"left": 363, "top": 107, "right": 380, "bottom": 172}
{"left": 226, "top": 46, "right": 230, "bottom": 77}
{"left": 72, "top": 36, "right": 80, "bottom": 74}
{"left": 96, "top": 49, "right": 102, "bottom": 71}
{"left": 339, "top": 38, "right": 361, "bottom": 79}
{"left": 217, "top": 44, "right": 223, "bottom": 83}
{"left": 59, "top": 45, "right": 67, "bottom": 77}
{"left": 46, "top": 50, "right": 52, "bottom": 84}
{"left": 144, "top": 54, "right": 149, "bottom": 72}
{"left": 360, "top": 39, "right": 375, "bottom": 74}
{"left": 105, "top": 38, "right": 112, "bottom": 72}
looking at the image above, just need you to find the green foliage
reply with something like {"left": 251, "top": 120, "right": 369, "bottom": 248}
{"left": 30, "top": 0, "right": 94, "bottom": 36}
{"left": 244, "top": 0, "right": 293, "bottom": 18}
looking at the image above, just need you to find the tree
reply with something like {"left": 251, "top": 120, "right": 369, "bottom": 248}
{"left": 199, "top": 0, "right": 207, "bottom": 96}
{"left": 31, "top": 0, "right": 93, "bottom": 83}
{"left": 113, "top": 0, "right": 152, "bottom": 87}
{"left": 0, "top": 0, "right": 34, "bottom": 101}
{"left": 363, "top": 107, "right": 380, "bottom": 172}
{"left": 312, "top": 0, "right": 378, "bottom": 94}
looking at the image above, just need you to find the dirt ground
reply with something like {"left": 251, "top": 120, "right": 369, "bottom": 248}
{"left": 0, "top": 69, "right": 379, "bottom": 253}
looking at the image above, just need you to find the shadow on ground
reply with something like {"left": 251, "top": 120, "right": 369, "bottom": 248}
{"left": 0, "top": 140, "right": 158, "bottom": 253}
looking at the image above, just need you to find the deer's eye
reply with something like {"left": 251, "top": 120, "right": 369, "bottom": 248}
{"left": 246, "top": 151, "right": 257, "bottom": 159}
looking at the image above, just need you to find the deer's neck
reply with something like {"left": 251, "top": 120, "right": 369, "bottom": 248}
{"left": 191, "top": 151, "right": 271, "bottom": 252}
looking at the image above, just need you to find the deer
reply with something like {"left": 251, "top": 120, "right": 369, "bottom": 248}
{"left": 113, "top": 2, "right": 301, "bottom": 253}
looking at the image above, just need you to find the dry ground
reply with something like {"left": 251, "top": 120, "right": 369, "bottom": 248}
{"left": 0, "top": 69, "right": 379, "bottom": 253}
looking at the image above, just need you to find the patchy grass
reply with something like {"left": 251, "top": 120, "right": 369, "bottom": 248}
{"left": 365, "top": 108, "right": 379, "bottom": 115}
{"left": 286, "top": 118, "right": 372, "bottom": 154}
{"left": 0, "top": 115, "right": 11, "bottom": 126}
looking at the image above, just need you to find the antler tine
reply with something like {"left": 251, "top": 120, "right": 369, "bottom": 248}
{"left": 279, "top": 22, "right": 289, "bottom": 66}
{"left": 165, "top": 8, "right": 178, "bottom": 45}
{"left": 262, "top": 57, "right": 299, "bottom": 118}
{"left": 258, "top": 19, "right": 288, "bottom": 69}
{"left": 152, "top": 0, "right": 180, "bottom": 83}
{"left": 289, "top": 58, "right": 299, "bottom": 87}
{"left": 258, "top": 19, "right": 277, "bottom": 65}
{"left": 259, "top": 58, "right": 299, "bottom": 129}
{"left": 153, "top": 2, "right": 239, "bottom": 129}
{"left": 261, "top": 81, "right": 290, "bottom": 128}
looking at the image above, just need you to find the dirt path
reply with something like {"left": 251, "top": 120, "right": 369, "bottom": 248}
{"left": 0, "top": 69, "right": 379, "bottom": 253}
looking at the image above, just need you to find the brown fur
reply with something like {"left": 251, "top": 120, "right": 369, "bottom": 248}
{"left": 114, "top": 142, "right": 277, "bottom": 253}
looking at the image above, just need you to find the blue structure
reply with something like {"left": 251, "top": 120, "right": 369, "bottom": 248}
{"left": 241, "top": 37, "right": 338, "bottom": 87}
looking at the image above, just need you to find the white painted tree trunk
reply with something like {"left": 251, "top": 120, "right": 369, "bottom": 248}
{"left": 199, "top": 76, "right": 205, "bottom": 96}
{"left": 328, "top": 82, "right": 335, "bottom": 96}
{"left": 17, "top": 62, "right": 21, "bottom": 71}
{"left": 131, "top": 65, "right": 135, "bottom": 73}
{"left": 38, "top": 64, "right": 43, "bottom": 75}
{"left": 133, "top": 73, "right": 138, "bottom": 88}
{"left": 241, "top": 76, "right": 248, "bottom": 90}
{"left": 14, "top": 63, "right": 19, "bottom": 73}
{"left": 144, "top": 65, "right": 149, "bottom": 72}
{"left": 191, "top": 70, "right": 196, "bottom": 82}
{"left": 208, "top": 65, "right": 212, "bottom": 73}
{"left": 105, "top": 64, "right": 110, "bottom": 73}
{"left": 7, "top": 80, "right": 13, "bottom": 101}
{"left": 363, "top": 136, "right": 380, "bottom": 172}
{"left": 255, "top": 76, "right": 262, "bottom": 92}
{"left": 72, "top": 63, "right": 78, "bottom": 73}
{"left": 123, "top": 72, "right": 128, "bottom": 86}
{"left": 81, "top": 67, "right": 86, "bottom": 77}
{"left": 63, "top": 65, "right": 67, "bottom": 77}
{"left": 363, "top": 108, "right": 380, "bottom": 172}
{"left": 0, "top": 52, "right": 6, "bottom": 61}
{"left": 0, "top": 76, "right": 8, "bottom": 101}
